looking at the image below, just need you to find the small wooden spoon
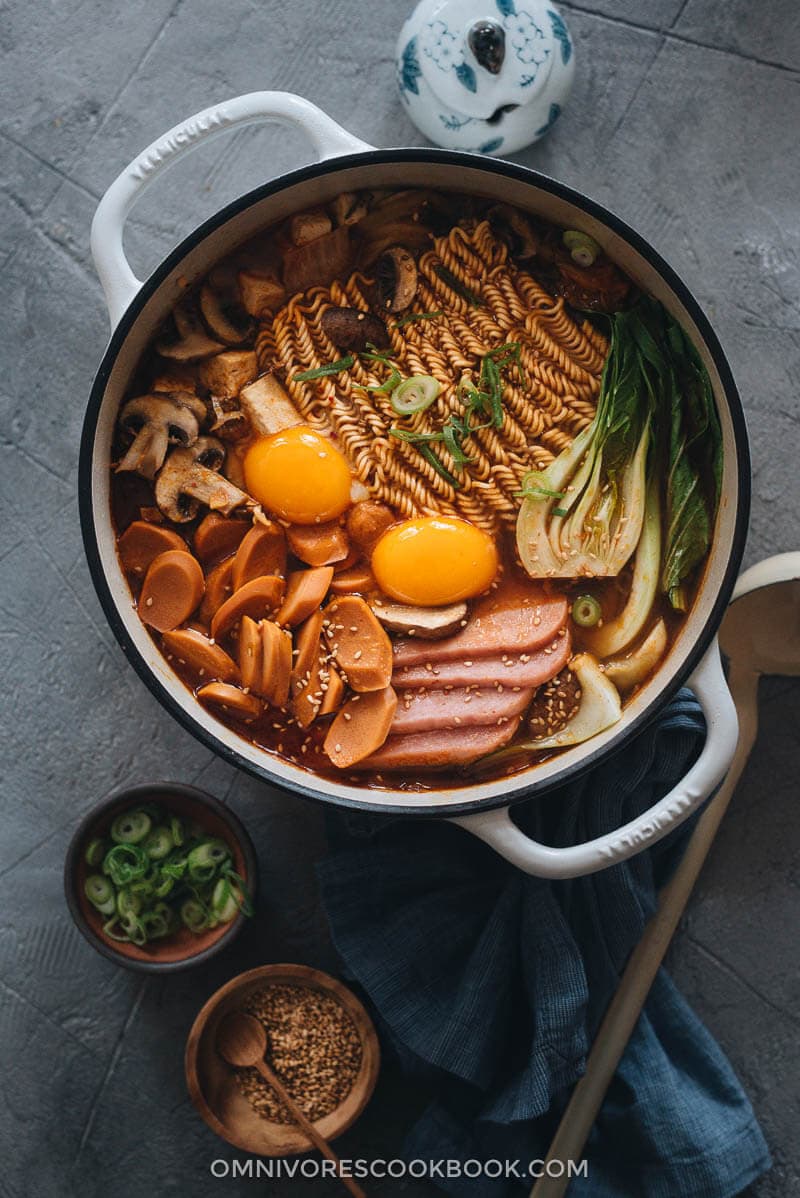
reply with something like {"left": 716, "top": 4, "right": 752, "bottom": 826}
{"left": 217, "top": 1010, "right": 367, "bottom": 1198}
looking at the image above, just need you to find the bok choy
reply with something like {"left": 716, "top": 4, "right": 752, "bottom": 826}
{"left": 516, "top": 299, "right": 721, "bottom": 611}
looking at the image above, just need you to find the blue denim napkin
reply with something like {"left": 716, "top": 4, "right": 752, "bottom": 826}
{"left": 318, "top": 691, "right": 771, "bottom": 1197}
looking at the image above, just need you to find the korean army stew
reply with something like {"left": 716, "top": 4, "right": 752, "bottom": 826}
{"left": 110, "top": 189, "right": 722, "bottom": 789}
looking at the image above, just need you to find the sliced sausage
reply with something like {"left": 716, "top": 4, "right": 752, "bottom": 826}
{"left": 118, "top": 521, "right": 186, "bottom": 576}
{"left": 324, "top": 686, "right": 398, "bottom": 768}
{"left": 260, "top": 621, "right": 292, "bottom": 708}
{"left": 346, "top": 500, "right": 395, "bottom": 555}
{"left": 391, "top": 591, "right": 569, "bottom": 668}
{"left": 356, "top": 717, "right": 522, "bottom": 771}
{"left": 392, "top": 632, "right": 571, "bottom": 690}
{"left": 238, "top": 615, "right": 263, "bottom": 691}
{"left": 329, "top": 565, "right": 376, "bottom": 595}
{"left": 161, "top": 627, "right": 239, "bottom": 684}
{"left": 197, "top": 682, "right": 262, "bottom": 722}
{"left": 210, "top": 574, "right": 285, "bottom": 640}
{"left": 139, "top": 550, "right": 205, "bottom": 632}
{"left": 290, "top": 609, "right": 326, "bottom": 699}
{"left": 231, "top": 522, "right": 287, "bottom": 590}
{"left": 392, "top": 685, "right": 533, "bottom": 734}
{"left": 198, "top": 556, "right": 234, "bottom": 624}
{"left": 325, "top": 595, "right": 392, "bottom": 692}
{"left": 319, "top": 665, "right": 345, "bottom": 716}
{"left": 276, "top": 567, "right": 335, "bottom": 628}
{"left": 287, "top": 521, "right": 350, "bottom": 566}
{"left": 193, "top": 513, "right": 249, "bottom": 567}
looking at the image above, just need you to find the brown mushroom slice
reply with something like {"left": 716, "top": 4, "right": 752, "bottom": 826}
{"left": 282, "top": 224, "right": 351, "bottom": 294}
{"left": 197, "top": 682, "right": 262, "bottom": 722}
{"left": 239, "top": 374, "right": 303, "bottom": 436}
{"left": 238, "top": 615, "right": 263, "bottom": 691}
{"left": 276, "top": 567, "right": 335, "bottom": 628}
{"left": 155, "top": 437, "right": 253, "bottom": 523}
{"left": 487, "top": 204, "right": 539, "bottom": 259}
{"left": 208, "top": 395, "right": 248, "bottom": 442}
{"left": 199, "top": 280, "right": 254, "bottom": 345}
{"left": 287, "top": 521, "right": 350, "bottom": 567}
{"left": 198, "top": 557, "right": 234, "bottom": 625}
{"left": 118, "top": 521, "right": 186, "bottom": 577}
{"left": 346, "top": 500, "right": 395, "bottom": 555}
{"left": 193, "top": 513, "right": 250, "bottom": 567}
{"left": 156, "top": 301, "right": 225, "bottom": 361}
{"left": 323, "top": 686, "right": 398, "bottom": 768}
{"left": 162, "top": 627, "right": 239, "bottom": 684}
{"left": 329, "top": 565, "right": 376, "bottom": 595}
{"left": 319, "top": 665, "right": 345, "bottom": 716}
{"left": 260, "top": 621, "right": 293, "bottom": 708}
{"left": 370, "top": 600, "right": 468, "bottom": 639}
{"left": 319, "top": 307, "right": 389, "bottom": 351}
{"left": 210, "top": 574, "right": 286, "bottom": 641}
{"left": 199, "top": 351, "right": 258, "bottom": 400}
{"left": 332, "top": 191, "right": 369, "bottom": 227}
{"left": 237, "top": 270, "right": 286, "bottom": 319}
{"left": 139, "top": 550, "right": 205, "bottom": 632}
{"left": 231, "top": 523, "right": 287, "bottom": 591}
{"left": 373, "top": 246, "right": 418, "bottom": 314}
{"left": 290, "top": 609, "right": 325, "bottom": 699}
{"left": 325, "top": 595, "right": 393, "bottom": 692}
{"left": 116, "top": 394, "right": 200, "bottom": 479}
{"left": 289, "top": 209, "right": 333, "bottom": 246}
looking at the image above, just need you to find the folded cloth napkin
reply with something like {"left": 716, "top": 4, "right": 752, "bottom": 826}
{"left": 318, "top": 691, "right": 771, "bottom": 1198}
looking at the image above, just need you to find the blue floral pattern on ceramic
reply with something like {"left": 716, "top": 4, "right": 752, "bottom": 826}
{"left": 504, "top": 11, "right": 550, "bottom": 68}
{"left": 496, "top": 0, "right": 517, "bottom": 16}
{"left": 424, "top": 20, "right": 464, "bottom": 69}
{"left": 424, "top": 9, "right": 550, "bottom": 93}
{"left": 535, "top": 101, "right": 562, "bottom": 136}
{"left": 399, "top": 36, "right": 423, "bottom": 95}
{"left": 478, "top": 136, "right": 504, "bottom": 153}
{"left": 547, "top": 9, "right": 572, "bottom": 65}
{"left": 440, "top": 112, "right": 475, "bottom": 130}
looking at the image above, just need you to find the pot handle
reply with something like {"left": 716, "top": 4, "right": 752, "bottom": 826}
{"left": 90, "top": 91, "right": 374, "bottom": 329}
{"left": 449, "top": 638, "right": 737, "bottom": 879}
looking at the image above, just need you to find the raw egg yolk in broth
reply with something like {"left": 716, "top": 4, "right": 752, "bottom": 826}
{"left": 244, "top": 426, "right": 352, "bottom": 524}
{"left": 371, "top": 516, "right": 499, "bottom": 606}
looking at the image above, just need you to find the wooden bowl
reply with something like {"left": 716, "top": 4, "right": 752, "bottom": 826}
{"left": 64, "top": 781, "right": 257, "bottom": 973}
{"left": 185, "top": 964, "right": 381, "bottom": 1155}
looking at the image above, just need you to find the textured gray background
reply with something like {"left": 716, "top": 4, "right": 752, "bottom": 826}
{"left": 1, "top": 1, "right": 799, "bottom": 1195}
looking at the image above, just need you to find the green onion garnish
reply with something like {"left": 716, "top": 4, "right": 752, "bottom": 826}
{"left": 571, "top": 594, "right": 602, "bottom": 628}
{"left": 393, "top": 310, "right": 444, "bottom": 327}
{"left": 390, "top": 375, "right": 440, "bottom": 415}
{"left": 434, "top": 264, "right": 482, "bottom": 306}
{"left": 293, "top": 355, "right": 355, "bottom": 381}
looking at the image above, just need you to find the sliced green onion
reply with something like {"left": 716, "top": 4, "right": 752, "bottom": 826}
{"left": 361, "top": 368, "right": 401, "bottom": 395}
{"left": 187, "top": 839, "right": 231, "bottom": 882}
{"left": 394, "top": 310, "right": 444, "bottom": 327}
{"left": 391, "top": 375, "right": 440, "bottom": 415}
{"left": 84, "top": 875, "right": 115, "bottom": 915}
{"left": 293, "top": 355, "right": 355, "bottom": 381}
{"left": 169, "top": 816, "right": 184, "bottom": 847}
{"left": 84, "top": 838, "right": 106, "bottom": 867}
{"left": 102, "top": 916, "right": 131, "bottom": 942}
{"left": 434, "top": 263, "right": 482, "bottom": 306}
{"left": 103, "top": 843, "right": 149, "bottom": 887}
{"left": 143, "top": 826, "right": 174, "bottom": 861}
{"left": 110, "top": 809, "right": 152, "bottom": 845}
{"left": 572, "top": 594, "right": 602, "bottom": 628}
{"left": 211, "top": 877, "right": 239, "bottom": 924}
{"left": 180, "top": 898, "right": 209, "bottom": 933}
{"left": 563, "top": 229, "right": 601, "bottom": 267}
{"left": 116, "top": 887, "right": 141, "bottom": 918}
{"left": 120, "top": 911, "right": 147, "bottom": 946}
{"left": 223, "top": 869, "right": 254, "bottom": 917}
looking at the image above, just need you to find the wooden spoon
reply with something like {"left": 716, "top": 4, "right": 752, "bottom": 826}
{"left": 217, "top": 1010, "right": 367, "bottom": 1198}
{"left": 531, "top": 555, "right": 800, "bottom": 1197}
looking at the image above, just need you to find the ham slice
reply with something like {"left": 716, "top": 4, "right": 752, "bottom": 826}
{"left": 356, "top": 717, "right": 522, "bottom": 771}
{"left": 391, "top": 685, "right": 534, "bottom": 734}
{"left": 391, "top": 588, "right": 568, "bottom": 669}
{"left": 393, "top": 630, "right": 571, "bottom": 691}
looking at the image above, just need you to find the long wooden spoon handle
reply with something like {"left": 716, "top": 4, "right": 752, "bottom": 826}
{"left": 530, "top": 669, "right": 759, "bottom": 1198}
{"left": 254, "top": 1060, "right": 367, "bottom": 1198}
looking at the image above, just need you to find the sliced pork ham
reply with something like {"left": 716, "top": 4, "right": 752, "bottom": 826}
{"left": 393, "top": 630, "right": 571, "bottom": 691}
{"left": 391, "top": 587, "right": 568, "bottom": 669}
{"left": 391, "top": 684, "right": 534, "bottom": 734}
{"left": 356, "top": 717, "right": 522, "bottom": 771}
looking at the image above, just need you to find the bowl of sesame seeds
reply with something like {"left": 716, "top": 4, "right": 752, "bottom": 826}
{"left": 185, "top": 963, "right": 380, "bottom": 1154}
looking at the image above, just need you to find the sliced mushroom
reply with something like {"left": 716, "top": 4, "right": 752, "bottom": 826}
{"left": 239, "top": 374, "right": 303, "bottom": 436}
{"left": 116, "top": 394, "right": 200, "bottom": 479}
{"left": 320, "top": 306, "right": 389, "bottom": 351}
{"left": 374, "top": 247, "right": 418, "bottom": 314}
{"left": 199, "top": 350, "right": 258, "bottom": 400}
{"left": 208, "top": 395, "right": 248, "bottom": 441}
{"left": 333, "top": 192, "right": 369, "bottom": 227}
{"left": 289, "top": 209, "right": 332, "bottom": 247}
{"left": 370, "top": 600, "right": 467, "bottom": 639}
{"left": 488, "top": 204, "right": 539, "bottom": 259}
{"left": 237, "top": 270, "right": 286, "bottom": 319}
{"left": 156, "top": 301, "right": 225, "bottom": 362}
{"left": 199, "top": 279, "right": 253, "bottom": 345}
{"left": 155, "top": 436, "right": 253, "bottom": 523}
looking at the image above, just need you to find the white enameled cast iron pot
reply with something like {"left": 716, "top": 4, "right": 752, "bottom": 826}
{"left": 81, "top": 92, "right": 748, "bottom": 879}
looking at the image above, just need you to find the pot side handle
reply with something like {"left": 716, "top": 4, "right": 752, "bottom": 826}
{"left": 90, "top": 91, "right": 374, "bottom": 330}
{"left": 449, "top": 638, "right": 737, "bottom": 879}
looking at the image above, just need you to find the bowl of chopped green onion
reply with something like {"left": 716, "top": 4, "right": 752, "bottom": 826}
{"left": 64, "top": 782, "right": 257, "bottom": 972}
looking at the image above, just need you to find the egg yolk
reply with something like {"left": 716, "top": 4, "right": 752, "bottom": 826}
{"left": 243, "top": 426, "right": 352, "bottom": 525}
{"left": 371, "top": 516, "right": 499, "bottom": 606}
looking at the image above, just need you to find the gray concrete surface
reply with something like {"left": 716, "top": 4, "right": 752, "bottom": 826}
{"left": 1, "top": 1, "right": 798, "bottom": 1195}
